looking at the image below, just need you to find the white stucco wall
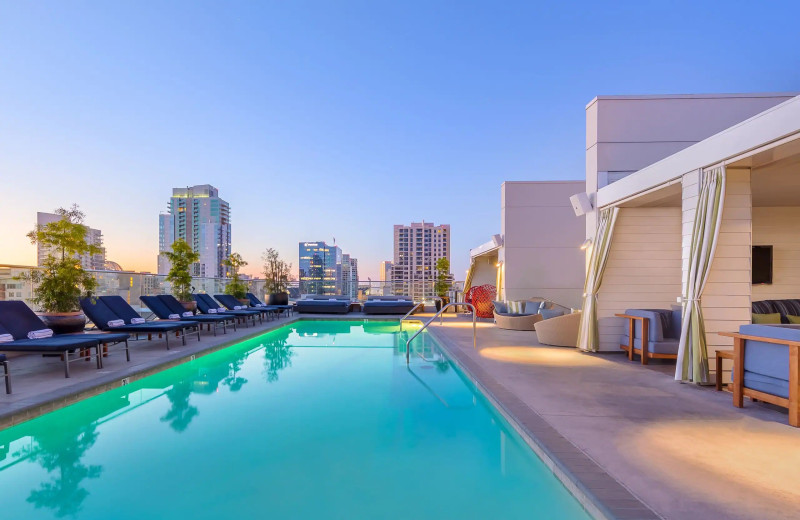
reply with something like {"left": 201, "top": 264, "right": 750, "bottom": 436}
{"left": 501, "top": 181, "right": 585, "bottom": 308}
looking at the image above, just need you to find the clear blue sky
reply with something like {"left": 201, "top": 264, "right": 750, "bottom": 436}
{"left": 1, "top": 1, "right": 798, "bottom": 279}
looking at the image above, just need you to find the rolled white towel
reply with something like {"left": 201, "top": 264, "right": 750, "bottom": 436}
{"left": 207, "top": 308, "right": 217, "bottom": 314}
{"left": 217, "top": 308, "right": 226, "bottom": 313}
{"left": 0, "top": 333, "right": 14, "bottom": 343}
{"left": 107, "top": 320, "right": 125, "bottom": 328}
{"left": 131, "top": 317, "right": 145, "bottom": 324}
{"left": 234, "top": 305, "right": 244, "bottom": 310}
{"left": 168, "top": 313, "right": 181, "bottom": 319}
{"left": 256, "top": 303, "right": 265, "bottom": 307}
{"left": 182, "top": 312, "right": 193, "bottom": 317}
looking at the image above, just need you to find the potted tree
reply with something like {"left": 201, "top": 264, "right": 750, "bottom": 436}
{"left": 434, "top": 258, "right": 452, "bottom": 312}
{"left": 19, "top": 205, "right": 99, "bottom": 333}
{"left": 262, "top": 248, "right": 291, "bottom": 306}
{"left": 223, "top": 253, "right": 250, "bottom": 305}
{"left": 161, "top": 238, "right": 199, "bottom": 313}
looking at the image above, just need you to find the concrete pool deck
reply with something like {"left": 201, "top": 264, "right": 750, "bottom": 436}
{"left": 424, "top": 315, "right": 800, "bottom": 520}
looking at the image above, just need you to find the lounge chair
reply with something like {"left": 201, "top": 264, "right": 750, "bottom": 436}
{"left": 295, "top": 295, "right": 351, "bottom": 314}
{"left": 363, "top": 296, "right": 416, "bottom": 315}
{"left": 81, "top": 297, "right": 200, "bottom": 349}
{"left": 616, "top": 307, "right": 681, "bottom": 363}
{"left": 0, "top": 353, "right": 8, "bottom": 394}
{"left": 214, "top": 294, "right": 274, "bottom": 321}
{"left": 247, "top": 292, "right": 293, "bottom": 317}
{"left": 0, "top": 301, "right": 130, "bottom": 378}
{"left": 535, "top": 312, "right": 582, "bottom": 347}
{"left": 140, "top": 295, "right": 234, "bottom": 336}
{"left": 493, "top": 301, "right": 543, "bottom": 331}
{"left": 193, "top": 293, "right": 259, "bottom": 326}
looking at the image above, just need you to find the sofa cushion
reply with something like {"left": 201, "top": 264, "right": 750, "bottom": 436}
{"left": 788, "top": 315, "right": 800, "bottom": 324}
{"left": 743, "top": 371, "right": 790, "bottom": 399}
{"left": 737, "top": 324, "right": 797, "bottom": 381}
{"left": 540, "top": 309, "right": 564, "bottom": 320}
{"left": 622, "top": 309, "right": 672, "bottom": 342}
{"left": 770, "top": 299, "right": 800, "bottom": 321}
{"left": 620, "top": 336, "right": 679, "bottom": 355}
{"left": 751, "top": 300, "right": 776, "bottom": 315}
{"left": 524, "top": 301, "right": 545, "bottom": 315}
{"left": 752, "top": 313, "right": 781, "bottom": 324}
{"left": 493, "top": 301, "right": 508, "bottom": 314}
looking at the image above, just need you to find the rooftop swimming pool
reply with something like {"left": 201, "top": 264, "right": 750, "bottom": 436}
{"left": 0, "top": 320, "right": 591, "bottom": 519}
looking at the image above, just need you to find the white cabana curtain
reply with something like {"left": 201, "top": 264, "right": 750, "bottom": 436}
{"left": 676, "top": 166, "right": 726, "bottom": 383}
{"left": 577, "top": 207, "right": 619, "bottom": 352}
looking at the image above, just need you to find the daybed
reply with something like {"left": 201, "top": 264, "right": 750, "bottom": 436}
{"left": 296, "top": 295, "right": 351, "bottom": 314}
{"left": 536, "top": 312, "right": 582, "bottom": 347}
{"left": 363, "top": 296, "right": 417, "bottom": 315}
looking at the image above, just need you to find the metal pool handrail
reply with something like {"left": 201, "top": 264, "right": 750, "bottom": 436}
{"left": 405, "top": 302, "right": 476, "bottom": 364}
{"left": 399, "top": 302, "right": 426, "bottom": 332}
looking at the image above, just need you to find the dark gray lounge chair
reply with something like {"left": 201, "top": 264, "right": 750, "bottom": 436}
{"left": 214, "top": 294, "right": 273, "bottom": 321}
{"left": 81, "top": 297, "right": 200, "bottom": 349}
{"left": 193, "top": 293, "right": 259, "bottom": 326}
{"left": 247, "top": 292, "right": 293, "bottom": 317}
{"left": 0, "top": 301, "right": 130, "bottom": 379}
{"left": 140, "top": 295, "right": 234, "bottom": 335}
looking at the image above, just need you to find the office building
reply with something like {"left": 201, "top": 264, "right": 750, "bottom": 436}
{"left": 392, "top": 222, "right": 450, "bottom": 300}
{"left": 36, "top": 212, "right": 106, "bottom": 270}
{"left": 157, "top": 184, "right": 231, "bottom": 278}
{"left": 341, "top": 254, "right": 359, "bottom": 299}
{"left": 298, "top": 241, "right": 342, "bottom": 295}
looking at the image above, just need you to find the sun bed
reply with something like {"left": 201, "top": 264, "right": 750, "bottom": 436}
{"left": 492, "top": 301, "right": 543, "bottom": 331}
{"left": 140, "top": 295, "right": 234, "bottom": 336}
{"left": 247, "top": 292, "right": 293, "bottom": 317}
{"left": 0, "top": 301, "right": 130, "bottom": 378}
{"left": 81, "top": 297, "right": 200, "bottom": 348}
{"left": 363, "top": 296, "right": 416, "bottom": 315}
{"left": 193, "top": 293, "right": 259, "bottom": 326}
{"left": 214, "top": 294, "right": 274, "bottom": 321}
{"left": 295, "top": 295, "right": 351, "bottom": 314}
{"left": 535, "top": 312, "right": 582, "bottom": 347}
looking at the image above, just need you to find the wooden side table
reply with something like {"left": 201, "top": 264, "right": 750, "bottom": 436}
{"left": 715, "top": 350, "right": 735, "bottom": 391}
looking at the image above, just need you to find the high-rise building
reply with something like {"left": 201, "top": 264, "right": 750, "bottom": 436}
{"left": 298, "top": 242, "right": 342, "bottom": 295}
{"left": 157, "top": 185, "right": 231, "bottom": 278}
{"left": 341, "top": 254, "right": 359, "bottom": 298}
{"left": 392, "top": 222, "right": 450, "bottom": 300}
{"left": 379, "top": 260, "right": 393, "bottom": 295}
{"left": 36, "top": 212, "right": 106, "bottom": 270}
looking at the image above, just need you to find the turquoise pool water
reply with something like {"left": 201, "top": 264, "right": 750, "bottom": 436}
{"left": 0, "top": 320, "right": 590, "bottom": 519}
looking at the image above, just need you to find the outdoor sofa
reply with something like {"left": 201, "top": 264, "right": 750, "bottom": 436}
{"left": 616, "top": 307, "right": 682, "bottom": 364}
{"left": 140, "top": 295, "right": 235, "bottom": 335}
{"left": 0, "top": 300, "right": 130, "bottom": 380}
{"left": 82, "top": 296, "right": 200, "bottom": 348}
{"left": 719, "top": 323, "right": 800, "bottom": 427}
{"left": 296, "top": 295, "right": 351, "bottom": 314}
{"left": 363, "top": 296, "right": 417, "bottom": 315}
{"left": 492, "top": 300, "right": 566, "bottom": 332}
{"left": 535, "top": 312, "right": 582, "bottom": 347}
{"left": 751, "top": 299, "right": 800, "bottom": 323}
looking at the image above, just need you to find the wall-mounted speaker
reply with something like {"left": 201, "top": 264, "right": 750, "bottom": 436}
{"left": 569, "top": 192, "right": 593, "bottom": 217}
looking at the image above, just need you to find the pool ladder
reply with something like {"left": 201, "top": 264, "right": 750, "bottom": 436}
{"left": 401, "top": 302, "right": 477, "bottom": 364}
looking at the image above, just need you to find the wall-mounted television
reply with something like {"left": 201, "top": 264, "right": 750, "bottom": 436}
{"left": 752, "top": 245, "right": 773, "bottom": 285}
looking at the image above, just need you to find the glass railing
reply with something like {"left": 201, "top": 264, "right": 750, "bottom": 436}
{"left": 0, "top": 264, "right": 464, "bottom": 311}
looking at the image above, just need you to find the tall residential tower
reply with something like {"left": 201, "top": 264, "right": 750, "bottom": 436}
{"left": 392, "top": 222, "right": 450, "bottom": 300}
{"left": 36, "top": 212, "right": 106, "bottom": 270}
{"left": 158, "top": 185, "right": 231, "bottom": 278}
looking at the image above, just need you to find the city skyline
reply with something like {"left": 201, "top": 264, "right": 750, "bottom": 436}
{"left": 1, "top": 2, "right": 799, "bottom": 279}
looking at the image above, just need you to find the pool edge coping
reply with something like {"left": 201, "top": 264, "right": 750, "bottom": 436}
{"left": 426, "top": 326, "right": 663, "bottom": 520}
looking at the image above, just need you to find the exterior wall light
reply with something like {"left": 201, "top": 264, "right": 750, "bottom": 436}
{"left": 580, "top": 239, "right": 593, "bottom": 250}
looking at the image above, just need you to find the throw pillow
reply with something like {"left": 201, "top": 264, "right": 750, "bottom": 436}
{"left": 507, "top": 300, "right": 524, "bottom": 314}
{"left": 493, "top": 301, "right": 508, "bottom": 314}
{"left": 540, "top": 309, "right": 565, "bottom": 320}
{"left": 752, "top": 312, "right": 781, "bottom": 324}
{"left": 787, "top": 315, "right": 800, "bottom": 324}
